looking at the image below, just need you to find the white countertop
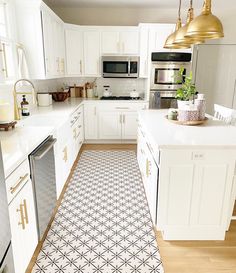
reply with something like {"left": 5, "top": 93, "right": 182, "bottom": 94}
{"left": 0, "top": 98, "right": 147, "bottom": 177}
{"left": 139, "top": 110, "right": 236, "bottom": 149}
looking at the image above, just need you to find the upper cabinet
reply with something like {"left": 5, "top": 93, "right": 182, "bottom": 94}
{"left": 14, "top": 1, "right": 65, "bottom": 79}
{"left": 65, "top": 25, "right": 101, "bottom": 77}
{"left": 101, "top": 27, "right": 139, "bottom": 55}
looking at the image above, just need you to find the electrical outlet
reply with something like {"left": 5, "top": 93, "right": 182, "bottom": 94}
{"left": 192, "top": 152, "right": 205, "bottom": 160}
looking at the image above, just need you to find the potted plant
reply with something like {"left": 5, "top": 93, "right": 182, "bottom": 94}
{"left": 175, "top": 67, "right": 197, "bottom": 109}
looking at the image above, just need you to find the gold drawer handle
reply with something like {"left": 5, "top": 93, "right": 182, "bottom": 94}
{"left": 63, "top": 146, "right": 68, "bottom": 162}
{"left": 146, "top": 159, "right": 151, "bottom": 177}
{"left": 10, "top": 173, "right": 28, "bottom": 194}
{"left": 17, "top": 199, "right": 28, "bottom": 230}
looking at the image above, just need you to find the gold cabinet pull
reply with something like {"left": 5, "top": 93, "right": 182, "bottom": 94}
{"left": 120, "top": 114, "right": 122, "bottom": 124}
{"left": 23, "top": 199, "right": 28, "bottom": 225}
{"left": 10, "top": 173, "right": 28, "bottom": 194}
{"left": 63, "top": 146, "right": 68, "bottom": 162}
{"left": 17, "top": 203, "right": 25, "bottom": 230}
{"left": 80, "top": 60, "right": 82, "bottom": 74}
{"left": 0, "top": 43, "right": 8, "bottom": 78}
{"left": 146, "top": 159, "right": 151, "bottom": 177}
{"left": 123, "top": 114, "right": 125, "bottom": 124}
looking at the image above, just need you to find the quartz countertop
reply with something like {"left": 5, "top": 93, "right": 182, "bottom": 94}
{"left": 139, "top": 110, "right": 236, "bottom": 149}
{"left": 0, "top": 98, "right": 148, "bottom": 177}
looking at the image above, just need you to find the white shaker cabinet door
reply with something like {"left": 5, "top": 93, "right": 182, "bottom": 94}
{"left": 65, "top": 29, "right": 83, "bottom": 76}
{"left": 98, "top": 111, "right": 122, "bottom": 139}
{"left": 9, "top": 181, "right": 37, "bottom": 273}
{"left": 84, "top": 104, "right": 98, "bottom": 140}
{"left": 101, "top": 31, "right": 120, "bottom": 54}
{"left": 84, "top": 31, "right": 101, "bottom": 76}
{"left": 122, "top": 112, "right": 138, "bottom": 139}
{"left": 120, "top": 30, "right": 139, "bottom": 55}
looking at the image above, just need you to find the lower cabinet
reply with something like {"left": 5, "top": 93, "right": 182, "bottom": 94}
{"left": 98, "top": 111, "right": 122, "bottom": 139}
{"left": 85, "top": 102, "right": 148, "bottom": 141}
{"left": 84, "top": 104, "right": 98, "bottom": 140}
{"left": 8, "top": 180, "right": 37, "bottom": 273}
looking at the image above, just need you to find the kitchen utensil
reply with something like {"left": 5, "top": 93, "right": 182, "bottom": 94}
{"left": 87, "top": 88, "right": 94, "bottom": 98}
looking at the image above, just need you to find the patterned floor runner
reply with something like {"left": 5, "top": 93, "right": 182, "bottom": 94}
{"left": 32, "top": 150, "right": 164, "bottom": 273}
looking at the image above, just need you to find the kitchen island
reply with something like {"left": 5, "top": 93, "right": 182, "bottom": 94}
{"left": 137, "top": 110, "right": 236, "bottom": 240}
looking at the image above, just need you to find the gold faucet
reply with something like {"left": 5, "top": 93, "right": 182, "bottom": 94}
{"left": 13, "top": 79, "right": 37, "bottom": 120}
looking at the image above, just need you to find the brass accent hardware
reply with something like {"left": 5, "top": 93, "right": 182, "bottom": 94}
{"left": 63, "top": 146, "right": 68, "bottom": 162}
{"left": 56, "top": 57, "right": 60, "bottom": 72}
{"left": 120, "top": 114, "right": 122, "bottom": 124}
{"left": 80, "top": 60, "right": 82, "bottom": 74}
{"left": 13, "top": 79, "right": 37, "bottom": 120}
{"left": 115, "top": 107, "right": 130, "bottom": 110}
{"left": 17, "top": 203, "right": 25, "bottom": 230}
{"left": 10, "top": 173, "right": 28, "bottom": 194}
{"left": 123, "top": 114, "right": 125, "bottom": 124}
{"left": 146, "top": 159, "right": 151, "bottom": 177}
{"left": 1, "top": 43, "right": 8, "bottom": 78}
{"left": 23, "top": 199, "right": 28, "bottom": 224}
{"left": 60, "top": 58, "right": 65, "bottom": 73}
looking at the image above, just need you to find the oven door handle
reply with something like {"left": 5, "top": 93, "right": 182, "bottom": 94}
{"left": 32, "top": 138, "right": 57, "bottom": 160}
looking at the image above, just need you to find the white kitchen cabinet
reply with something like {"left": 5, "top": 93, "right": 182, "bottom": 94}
{"left": 157, "top": 149, "right": 235, "bottom": 240}
{"left": 99, "top": 111, "right": 122, "bottom": 139}
{"left": 139, "top": 25, "right": 150, "bottom": 78}
{"left": 101, "top": 27, "right": 139, "bottom": 55}
{"left": 15, "top": 1, "right": 65, "bottom": 79}
{"left": 65, "top": 27, "right": 83, "bottom": 76}
{"left": 8, "top": 180, "right": 37, "bottom": 273}
{"left": 122, "top": 112, "right": 138, "bottom": 139}
{"left": 84, "top": 104, "right": 98, "bottom": 140}
{"left": 194, "top": 44, "right": 236, "bottom": 114}
{"left": 83, "top": 30, "right": 101, "bottom": 76}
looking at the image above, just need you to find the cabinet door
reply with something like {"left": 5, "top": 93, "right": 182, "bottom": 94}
{"left": 9, "top": 181, "right": 37, "bottom": 273}
{"left": 122, "top": 112, "right": 138, "bottom": 140}
{"left": 65, "top": 29, "right": 83, "bottom": 76}
{"left": 84, "top": 104, "right": 98, "bottom": 140}
{"left": 84, "top": 31, "right": 100, "bottom": 76}
{"left": 41, "top": 10, "right": 54, "bottom": 77}
{"left": 101, "top": 31, "right": 120, "bottom": 54}
{"left": 139, "top": 26, "right": 149, "bottom": 78}
{"left": 98, "top": 111, "right": 122, "bottom": 139}
{"left": 120, "top": 30, "right": 139, "bottom": 55}
{"left": 143, "top": 143, "right": 158, "bottom": 224}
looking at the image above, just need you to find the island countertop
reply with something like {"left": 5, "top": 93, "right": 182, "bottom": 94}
{"left": 139, "top": 109, "right": 236, "bottom": 149}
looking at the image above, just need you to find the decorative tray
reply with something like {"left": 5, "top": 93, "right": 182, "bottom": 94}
{"left": 165, "top": 115, "right": 208, "bottom": 126}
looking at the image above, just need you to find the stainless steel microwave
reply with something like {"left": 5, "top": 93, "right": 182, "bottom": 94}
{"left": 102, "top": 56, "right": 139, "bottom": 78}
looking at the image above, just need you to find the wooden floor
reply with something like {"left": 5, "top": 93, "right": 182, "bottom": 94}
{"left": 27, "top": 144, "right": 236, "bottom": 273}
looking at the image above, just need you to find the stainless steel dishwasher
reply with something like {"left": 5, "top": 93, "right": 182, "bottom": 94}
{"left": 29, "top": 136, "right": 57, "bottom": 241}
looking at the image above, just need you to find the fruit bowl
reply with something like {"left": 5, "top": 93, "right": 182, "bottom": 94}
{"left": 51, "top": 92, "right": 69, "bottom": 102}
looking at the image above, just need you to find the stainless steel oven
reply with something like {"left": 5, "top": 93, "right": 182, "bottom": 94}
{"left": 149, "top": 91, "right": 177, "bottom": 109}
{"left": 102, "top": 56, "right": 139, "bottom": 78}
{"left": 150, "top": 52, "right": 192, "bottom": 91}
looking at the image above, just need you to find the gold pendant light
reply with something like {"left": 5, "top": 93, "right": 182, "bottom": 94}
{"left": 164, "top": 0, "right": 191, "bottom": 49}
{"left": 185, "top": 0, "right": 224, "bottom": 39}
{"left": 174, "top": 0, "right": 205, "bottom": 45}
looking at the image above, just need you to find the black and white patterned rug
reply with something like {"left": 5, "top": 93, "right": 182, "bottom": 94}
{"left": 32, "top": 150, "right": 164, "bottom": 273}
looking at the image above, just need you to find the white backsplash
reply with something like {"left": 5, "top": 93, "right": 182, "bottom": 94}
{"left": 64, "top": 77, "right": 147, "bottom": 98}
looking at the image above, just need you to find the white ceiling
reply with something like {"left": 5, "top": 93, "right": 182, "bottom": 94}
{"left": 46, "top": 0, "right": 233, "bottom": 9}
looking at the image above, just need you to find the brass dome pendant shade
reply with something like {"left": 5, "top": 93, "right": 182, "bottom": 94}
{"left": 164, "top": 0, "right": 191, "bottom": 49}
{"left": 174, "top": 1, "right": 205, "bottom": 45}
{"left": 185, "top": 0, "right": 224, "bottom": 39}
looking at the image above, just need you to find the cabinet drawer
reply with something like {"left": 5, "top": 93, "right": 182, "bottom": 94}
{"left": 70, "top": 106, "right": 83, "bottom": 126}
{"left": 97, "top": 103, "right": 147, "bottom": 112}
{"left": 6, "top": 159, "right": 31, "bottom": 204}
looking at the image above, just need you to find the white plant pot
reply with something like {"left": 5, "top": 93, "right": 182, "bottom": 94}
{"left": 177, "top": 100, "right": 190, "bottom": 110}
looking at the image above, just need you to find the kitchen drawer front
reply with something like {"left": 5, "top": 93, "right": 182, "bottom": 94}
{"left": 6, "top": 159, "right": 31, "bottom": 204}
{"left": 70, "top": 106, "right": 83, "bottom": 126}
{"left": 97, "top": 103, "right": 148, "bottom": 112}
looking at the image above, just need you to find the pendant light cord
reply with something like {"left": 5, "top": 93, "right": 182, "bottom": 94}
{"left": 178, "top": 0, "right": 182, "bottom": 19}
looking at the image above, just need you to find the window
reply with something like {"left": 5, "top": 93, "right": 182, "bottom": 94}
{"left": 0, "top": 2, "right": 7, "bottom": 38}
{"left": 0, "top": 0, "right": 16, "bottom": 83}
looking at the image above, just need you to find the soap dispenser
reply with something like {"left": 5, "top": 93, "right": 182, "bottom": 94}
{"left": 21, "top": 95, "right": 30, "bottom": 116}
